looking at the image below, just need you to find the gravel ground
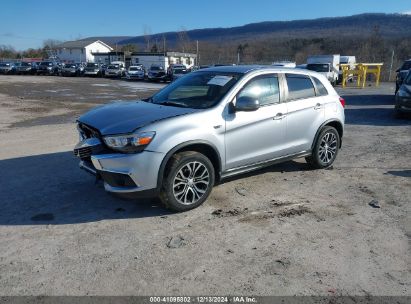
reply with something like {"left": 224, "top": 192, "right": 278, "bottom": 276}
{"left": 0, "top": 75, "right": 409, "bottom": 296}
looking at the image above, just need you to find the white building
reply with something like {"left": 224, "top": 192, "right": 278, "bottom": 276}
{"left": 55, "top": 40, "right": 113, "bottom": 63}
{"left": 131, "top": 52, "right": 197, "bottom": 71}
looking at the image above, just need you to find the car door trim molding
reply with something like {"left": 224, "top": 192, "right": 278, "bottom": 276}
{"left": 221, "top": 150, "right": 311, "bottom": 179}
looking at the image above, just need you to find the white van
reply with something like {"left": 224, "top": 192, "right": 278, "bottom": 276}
{"left": 306, "top": 55, "right": 340, "bottom": 85}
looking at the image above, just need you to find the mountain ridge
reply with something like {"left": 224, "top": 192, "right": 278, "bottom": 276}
{"left": 81, "top": 13, "right": 411, "bottom": 48}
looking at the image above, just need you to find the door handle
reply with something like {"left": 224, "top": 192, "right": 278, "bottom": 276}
{"left": 314, "top": 103, "right": 323, "bottom": 110}
{"left": 273, "top": 113, "right": 286, "bottom": 120}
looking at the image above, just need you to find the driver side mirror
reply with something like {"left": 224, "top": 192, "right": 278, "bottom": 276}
{"left": 235, "top": 96, "right": 260, "bottom": 112}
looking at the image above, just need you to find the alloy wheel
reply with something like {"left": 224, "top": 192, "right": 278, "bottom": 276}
{"left": 318, "top": 132, "right": 337, "bottom": 164}
{"left": 172, "top": 161, "right": 210, "bottom": 205}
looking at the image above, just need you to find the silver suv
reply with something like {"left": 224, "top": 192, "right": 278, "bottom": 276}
{"left": 74, "top": 66, "right": 345, "bottom": 211}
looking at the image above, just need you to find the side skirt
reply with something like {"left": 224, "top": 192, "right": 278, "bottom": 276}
{"left": 220, "top": 150, "right": 311, "bottom": 180}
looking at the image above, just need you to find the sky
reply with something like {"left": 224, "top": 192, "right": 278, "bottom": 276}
{"left": 1, "top": 0, "right": 411, "bottom": 50}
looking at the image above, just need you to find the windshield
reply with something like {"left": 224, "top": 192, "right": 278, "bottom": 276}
{"left": 64, "top": 64, "right": 76, "bottom": 68}
{"left": 108, "top": 65, "right": 119, "bottom": 69}
{"left": 150, "top": 66, "right": 162, "bottom": 71}
{"left": 400, "top": 61, "right": 411, "bottom": 71}
{"left": 151, "top": 71, "right": 242, "bottom": 109}
{"left": 307, "top": 64, "right": 330, "bottom": 72}
{"left": 87, "top": 63, "right": 98, "bottom": 68}
{"left": 129, "top": 67, "right": 142, "bottom": 71}
{"left": 0, "top": 63, "right": 10, "bottom": 67}
{"left": 40, "top": 62, "right": 53, "bottom": 66}
{"left": 173, "top": 68, "right": 187, "bottom": 74}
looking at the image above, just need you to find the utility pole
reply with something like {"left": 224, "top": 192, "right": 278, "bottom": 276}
{"left": 196, "top": 40, "right": 199, "bottom": 67}
{"left": 389, "top": 49, "right": 395, "bottom": 81}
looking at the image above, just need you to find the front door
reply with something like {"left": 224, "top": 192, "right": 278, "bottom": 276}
{"left": 224, "top": 74, "right": 288, "bottom": 170}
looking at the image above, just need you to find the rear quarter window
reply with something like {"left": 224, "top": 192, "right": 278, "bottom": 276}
{"left": 285, "top": 74, "right": 316, "bottom": 100}
{"left": 312, "top": 77, "right": 329, "bottom": 96}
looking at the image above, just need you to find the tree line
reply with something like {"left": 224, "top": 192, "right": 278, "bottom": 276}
{"left": 1, "top": 28, "right": 410, "bottom": 81}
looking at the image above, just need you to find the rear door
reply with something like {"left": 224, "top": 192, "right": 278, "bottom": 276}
{"left": 283, "top": 73, "right": 325, "bottom": 154}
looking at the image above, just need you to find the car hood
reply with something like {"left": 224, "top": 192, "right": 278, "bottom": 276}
{"left": 78, "top": 101, "right": 198, "bottom": 135}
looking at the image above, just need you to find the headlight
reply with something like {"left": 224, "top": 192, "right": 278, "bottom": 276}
{"left": 103, "top": 131, "right": 155, "bottom": 153}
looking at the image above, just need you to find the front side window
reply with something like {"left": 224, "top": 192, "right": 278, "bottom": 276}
{"left": 151, "top": 71, "right": 242, "bottom": 109}
{"left": 286, "top": 74, "right": 316, "bottom": 100}
{"left": 312, "top": 77, "right": 329, "bottom": 96}
{"left": 238, "top": 75, "right": 280, "bottom": 106}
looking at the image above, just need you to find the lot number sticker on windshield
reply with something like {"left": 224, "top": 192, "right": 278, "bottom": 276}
{"left": 207, "top": 76, "right": 233, "bottom": 86}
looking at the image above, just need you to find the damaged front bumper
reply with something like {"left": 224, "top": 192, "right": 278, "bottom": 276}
{"left": 74, "top": 137, "right": 164, "bottom": 198}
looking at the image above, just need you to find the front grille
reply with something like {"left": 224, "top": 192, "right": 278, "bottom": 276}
{"left": 74, "top": 146, "right": 92, "bottom": 159}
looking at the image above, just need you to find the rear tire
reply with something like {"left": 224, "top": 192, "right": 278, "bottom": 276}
{"left": 160, "top": 151, "right": 215, "bottom": 212}
{"left": 306, "top": 126, "right": 340, "bottom": 169}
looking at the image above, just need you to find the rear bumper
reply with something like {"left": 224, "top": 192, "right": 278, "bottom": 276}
{"left": 84, "top": 71, "right": 99, "bottom": 75}
{"left": 78, "top": 150, "right": 165, "bottom": 198}
{"left": 127, "top": 74, "right": 145, "bottom": 80}
{"left": 105, "top": 71, "right": 122, "bottom": 77}
{"left": 148, "top": 74, "right": 168, "bottom": 81}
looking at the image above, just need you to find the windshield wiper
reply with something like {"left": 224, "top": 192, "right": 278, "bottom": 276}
{"left": 160, "top": 101, "right": 189, "bottom": 108}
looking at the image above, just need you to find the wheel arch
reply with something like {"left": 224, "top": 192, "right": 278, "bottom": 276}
{"left": 312, "top": 119, "right": 344, "bottom": 150}
{"left": 157, "top": 140, "right": 222, "bottom": 188}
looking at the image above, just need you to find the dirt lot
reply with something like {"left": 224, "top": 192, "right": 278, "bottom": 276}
{"left": 0, "top": 75, "right": 409, "bottom": 296}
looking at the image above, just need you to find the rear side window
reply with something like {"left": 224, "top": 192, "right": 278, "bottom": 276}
{"left": 238, "top": 75, "right": 280, "bottom": 106}
{"left": 312, "top": 77, "right": 329, "bottom": 96}
{"left": 286, "top": 74, "right": 316, "bottom": 100}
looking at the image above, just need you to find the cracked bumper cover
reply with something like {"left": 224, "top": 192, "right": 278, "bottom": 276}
{"left": 79, "top": 151, "right": 165, "bottom": 197}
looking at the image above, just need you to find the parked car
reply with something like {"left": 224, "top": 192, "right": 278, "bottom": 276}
{"left": 169, "top": 64, "right": 189, "bottom": 81}
{"left": 105, "top": 61, "right": 126, "bottom": 78}
{"left": 84, "top": 63, "right": 105, "bottom": 77}
{"left": 0, "top": 62, "right": 16, "bottom": 74}
{"left": 306, "top": 55, "right": 340, "bottom": 85}
{"left": 395, "top": 59, "right": 411, "bottom": 93}
{"left": 77, "top": 63, "right": 86, "bottom": 75}
{"left": 126, "top": 65, "right": 145, "bottom": 80}
{"left": 395, "top": 70, "right": 411, "bottom": 115}
{"left": 37, "top": 61, "right": 59, "bottom": 75}
{"left": 61, "top": 63, "right": 82, "bottom": 76}
{"left": 16, "top": 62, "right": 38, "bottom": 75}
{"left": 147, "top": 65, "right": 167, "bottom": 82}
{"left": 74, "top": 65, "right": 345, "bottom": 211}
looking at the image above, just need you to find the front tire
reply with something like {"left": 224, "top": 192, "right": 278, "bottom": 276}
{"left": 306, "top": 126, "right": 340, "bottom": 169}
{"left": 160, "top": 151, "right": 215, "bottom": 212}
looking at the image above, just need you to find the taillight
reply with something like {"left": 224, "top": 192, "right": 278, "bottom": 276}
{"left": 339, "top": 97, "right": 346, "bottom": 108}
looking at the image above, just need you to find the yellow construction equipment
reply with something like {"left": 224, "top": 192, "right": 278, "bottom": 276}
{"left": 341, "top": 63, "right": 383, "bottom": 88}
